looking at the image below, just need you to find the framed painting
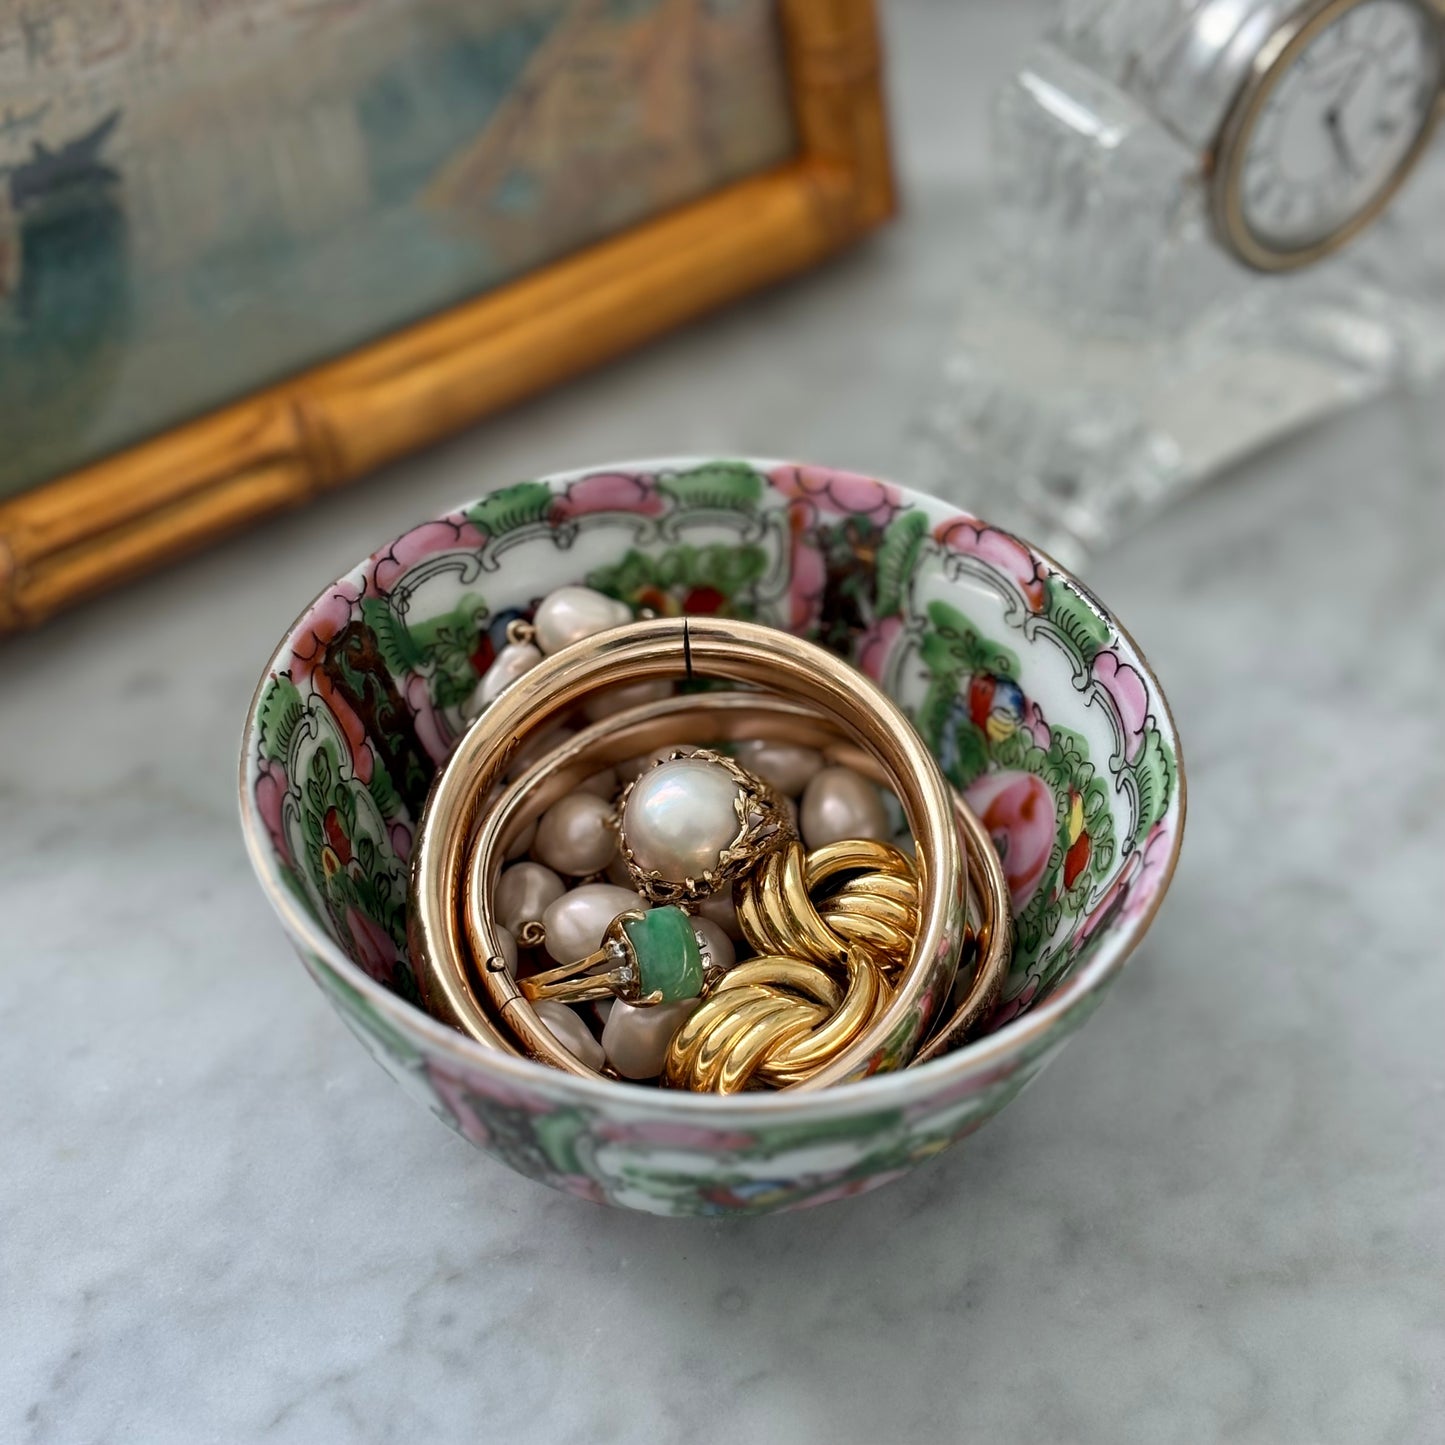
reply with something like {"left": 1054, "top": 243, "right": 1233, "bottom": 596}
{"left": 0, "top": 0, "right": 894, "bottom": 632}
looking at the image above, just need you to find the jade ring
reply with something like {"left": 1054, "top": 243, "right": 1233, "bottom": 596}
{"left": 519, "top": 904, "right": 723, "bottom": 1008}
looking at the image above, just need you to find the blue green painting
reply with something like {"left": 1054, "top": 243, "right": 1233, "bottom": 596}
{"left": 0, "top": 0, "right": 795, "bottom": 498}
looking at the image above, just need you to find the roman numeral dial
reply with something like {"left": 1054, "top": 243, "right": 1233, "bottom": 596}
{"left": 1233, "top": 0, "right": 1441, "bottom": 258}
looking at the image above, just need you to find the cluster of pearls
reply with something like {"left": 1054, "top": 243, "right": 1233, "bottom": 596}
{"left": 471, "top": 585, "right": 633, "bottom": 715}
{"left": 480, "top": 585, "right": 899, "bottom": 1082}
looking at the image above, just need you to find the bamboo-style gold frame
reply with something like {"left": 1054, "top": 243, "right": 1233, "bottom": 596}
{"left": 0, "top": 0, "right": 895, "bottom": 633}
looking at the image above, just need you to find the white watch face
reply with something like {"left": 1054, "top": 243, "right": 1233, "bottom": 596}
{"left": 1239, "top": 0, "right": 1442, "bottom": 250}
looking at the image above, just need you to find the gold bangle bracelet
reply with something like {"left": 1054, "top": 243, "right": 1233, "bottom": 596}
{"left": 419, "top": 687, "right": 1009, "bottom": 1082}
{"left": 409, "top": 617, "right": 967, "bottom": 1088}
{"left": 477, "top": 694, "right": 1010, "bottom": 1082}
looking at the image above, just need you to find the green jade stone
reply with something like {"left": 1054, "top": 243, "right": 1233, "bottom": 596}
{"left": 622, "top": 906, "right": 703, "bottom": 1004}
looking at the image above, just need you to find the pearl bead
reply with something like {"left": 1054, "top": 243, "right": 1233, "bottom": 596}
{"left": 800, "top": 765, "right": 889, "bottom": 850}
{"left": 495, "top": 862, "right": 565, "bottom": 934}
{"left": 696, "top": 890, "right": 744, "bottom": 941}
{"left": 622, "top": 756, "right": 742, "bottom": 882}
{"left": 542, "top": 883, "right": 644, "bottom": 964}
{"left": 475, "top": 640, "right": 542, "bottom": 708}
{"left": 533, "top": 586, "right": 631, "bottom": 655}
{"left": 691, "top": 915, "right": 735, "bottom": 975}
{"left": 533, "top": 1001, "right": 606, "bottom": 1071}
{"left": 579, "top": 767, "right": 618, "bottom": 800}
{"left": 582, "top": 679, "right": 673, "bottom": 723}
{"left": 532, "top": 794, "right": 618, "bottom": 877}
{"left": 732, "top": 740, "right": 825, "bottom": 797}
{"left": 602, "top": 997, "right": 702, "bottom": 1080}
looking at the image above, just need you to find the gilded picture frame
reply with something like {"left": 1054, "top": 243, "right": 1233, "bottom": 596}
{"left": 0, "top": 0, "right": 895, "bottom": 633}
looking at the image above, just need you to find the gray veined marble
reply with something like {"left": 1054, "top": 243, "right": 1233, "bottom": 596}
{"left": 2, "top": 2, "right": 1443, "bottom": 1442}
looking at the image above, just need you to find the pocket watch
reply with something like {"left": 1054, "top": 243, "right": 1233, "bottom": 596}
{"left": 1058, "top": 0, "right": 1445, "bottom": 270}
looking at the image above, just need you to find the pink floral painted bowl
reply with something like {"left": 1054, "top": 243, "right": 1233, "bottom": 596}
{"left": 240, "top": 459, "right": 1184, "bottom": 1216}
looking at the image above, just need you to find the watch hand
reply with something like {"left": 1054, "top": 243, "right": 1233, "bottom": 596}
{"left": 1324, "top": 106, "right": 1360, "bottom": 177}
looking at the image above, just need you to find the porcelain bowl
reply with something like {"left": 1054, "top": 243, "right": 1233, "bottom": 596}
{"left": 239, "top": 459, "right": 1184, "bottom": 1216}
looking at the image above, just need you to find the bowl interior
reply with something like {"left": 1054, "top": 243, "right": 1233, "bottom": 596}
{"left": 244, "top": 460, "right": 1181, "bottom": 1061}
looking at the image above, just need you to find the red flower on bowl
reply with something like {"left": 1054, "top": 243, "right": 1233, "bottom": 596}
{"left": 964, "top": 769, "right": 1057, "bottom": 910}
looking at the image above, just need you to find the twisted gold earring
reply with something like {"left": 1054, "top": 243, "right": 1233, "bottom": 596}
{"left": 665, "top": 838, "right": 918, "bottom": 1092}
{"left": 808, "top": 838, "right": 921, "bottom": 965}
{"left": 662, "top": 947, "right": 890, "bottom": 1093}
{"left": 736, "top": 837, "right": 921, "bottom": 971}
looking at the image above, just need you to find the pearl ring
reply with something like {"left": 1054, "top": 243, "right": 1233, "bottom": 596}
{"left": 614, "top": 747, "right": 794, "bottom": 905}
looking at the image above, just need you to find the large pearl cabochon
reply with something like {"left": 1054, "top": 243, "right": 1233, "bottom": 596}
{"left": 622, "top": 758, "right": 743, "bottom": 882}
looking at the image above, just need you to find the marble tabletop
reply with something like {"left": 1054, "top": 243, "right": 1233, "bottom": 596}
{"left": 4, "top": 4, "right": 1442, "bottom": 1441}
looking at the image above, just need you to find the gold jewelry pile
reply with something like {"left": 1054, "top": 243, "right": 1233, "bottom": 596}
{"left": 407, "top": 589, "right": 1013, "bottom": 1094}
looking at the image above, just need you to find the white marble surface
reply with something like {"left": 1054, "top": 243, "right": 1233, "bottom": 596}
{"left": 4, "top": 4, "right": 1444, "bottom": 1441}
